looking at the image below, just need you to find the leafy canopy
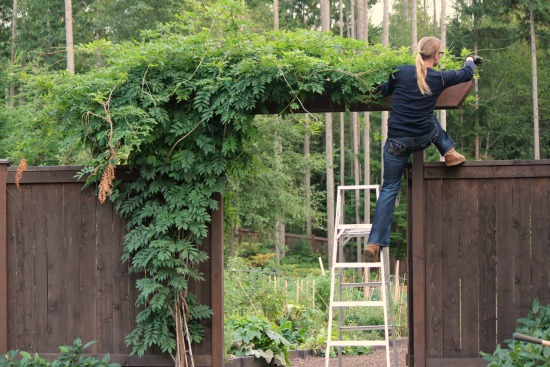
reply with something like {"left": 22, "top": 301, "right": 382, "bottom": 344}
{"left": 36, "top": 9, "right": 412, "bottom": 356}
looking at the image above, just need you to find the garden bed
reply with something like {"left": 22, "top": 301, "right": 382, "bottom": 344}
{"left": 225, "top": 350, "right": 318, "bottom": 367}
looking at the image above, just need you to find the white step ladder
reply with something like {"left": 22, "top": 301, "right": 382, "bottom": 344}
{"left": 325, "top": 185, "right": 398, "bottom": 367}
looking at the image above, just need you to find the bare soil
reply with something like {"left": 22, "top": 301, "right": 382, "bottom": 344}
{"left": 289, "top": 341, "right": 407, "bottom": 367}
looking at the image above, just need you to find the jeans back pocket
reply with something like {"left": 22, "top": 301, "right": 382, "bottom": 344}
{"left": 387, "top": 138, "right": 407, "bottom": 157}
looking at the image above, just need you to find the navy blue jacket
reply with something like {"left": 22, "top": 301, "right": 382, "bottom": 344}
{"left": 381, "top": 60, "right": 475, "bottom": 137}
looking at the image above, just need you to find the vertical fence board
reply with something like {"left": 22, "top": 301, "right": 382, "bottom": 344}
{"left": 477, "top": 179, "right": 497, "bottom": 354}
{"left": 210, "top": 193, "right": 224, "bottom": 367}
{"left": 425, "top": 179, "right": 443, "bottom": 358}
{"left": 459, "top": 179, "right": 480, "bottom": 357}
{"left": 13, "top": 185, "right": 32, "bottom": 350}
{"left": 514, "top": 180, "right": 531, "bottom": 324}
{"left": 80, "top": 189, "right": 98, "bottom": 353}
{"left": 112, "top": 210, "right": 130, "bottom": 354}
{"left": 46, "top": 184, "right": 67, "bottom": 349}
{"left": 495, "top": 178, "right": 515, "bottom": 344}
{"left": 441, "top": 178, "right": 461, "bottom": 358}
{"left": 65, "top": 184, "right": 83, "bottom": 344}
{"left": 96, "top": 199, "right": 114, "bottom": 352}
{"left": 193, "top": 233, "right": 213, "bottom": 357}
{"left": 6, "top": 185, "right": 17, "bottom": 351}
{"left": 530, "top": 179, "right": 549, "bottom": 305}
{"left": 411, "top": 152, "right": 426, "bottom": 367}
{"left": 32, "top": 185, "right": 49, "bottom": 352}
{"left": 0, "top": 161, "right": 8, "bottom": 354}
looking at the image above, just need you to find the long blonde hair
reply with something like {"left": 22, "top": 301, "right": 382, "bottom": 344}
{"left": 415, "top": 36, "right": 441, "bottom": 95}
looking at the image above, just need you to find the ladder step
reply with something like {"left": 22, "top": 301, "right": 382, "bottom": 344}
{"left": 340, "top": 325, "right": 395, "bottom": 332}
{"left": 328, "top": 340, "right": 388, "bottom": 347}
{"left": 337, "top": 224, "right": 373, "bottom": 230}
{"left": 332, "top": 300, "right": 385, "bottom": 307}
{"left": 334, "top": 262, "right": 383, "bottom": 268}
{"left": 341, "top": 281, "right": 383, "bottom": 288}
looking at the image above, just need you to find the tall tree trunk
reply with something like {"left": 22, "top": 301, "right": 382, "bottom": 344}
{"left": 10, "top": 0, "right": 18, "bottom": 107}
{"left": 340, "top": 113, "right": 345, "bottom": 186}
{"left": 274, "top": 0, "right": 279, "bottom": 30}
{"left": 423, "top": 0, "right": 427, "bottom": 37}
{"left": 411, "top": 0, "right": 417, "bottom": 53}
{"left": 305, "top": 117, "right": 312, "bottom": 246}
{"left": 530, "top": 2, "right": 540, "bottom": 160}
{"left": 275, "top": 135, "right": 285, "bottom": 263}
{"left": 65, "top": 0, "right": 75, "bottom": 74}
{"left": 351, "top": 0, "right": 356, "bottom": 38}
{"left": 321, "top": 0, "right": 330, "bottom": 31}
{"left": 383, "top": 0, "right": 390, "bottom": 46}
{"left": 357, "top": 0, "right": 363, "bottom": 39}
{"left": 440, "top": 0, "right": 446, "bottom": 50}
{"left": 363, "top": 117, "right": 371, "bottom": 223}
{"left": 433, "top": 0, "right": 437, "bottom": 35}
{"left": 326, "top": 113, "right": 335, "bottom": 267}
{"left": 352, "top": 113, "right": 362, "bottom": 264}
{"left": 339, "top": 0, "right": 344, "bottom": 36}
{"left": 363, "top": 0, "right": 370, "bottom": 226}
{"left": 321, "top": 0, "right": 335, "bottom": 267}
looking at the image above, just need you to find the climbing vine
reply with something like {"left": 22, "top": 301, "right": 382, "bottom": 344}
{"left": 37, "top": 13, "right": 413, "bottom": 365}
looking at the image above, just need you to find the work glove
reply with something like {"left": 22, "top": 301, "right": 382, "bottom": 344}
{"left": 467, "top": 54, "right": 484, "bottom": 66}
{"left": 473, "top": 55, "right": 484, "bottom": 65}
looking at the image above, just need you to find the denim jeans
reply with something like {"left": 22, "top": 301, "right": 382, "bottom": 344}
{"left": 367, "top": 119, "right": 455, "bottom": 247}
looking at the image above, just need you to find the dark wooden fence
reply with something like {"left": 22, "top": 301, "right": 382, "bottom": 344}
{"left": 407, "top": 157, "right": 550, "bottom": 367}
{"left": 0, "top": 162, "right": 224, "bottom": 367}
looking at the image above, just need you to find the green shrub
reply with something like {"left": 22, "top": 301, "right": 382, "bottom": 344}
{"left": 481, "top": 299, "right": 550, "bottom": 366}
{"left": 225, "top": 315, "right": 291, "bottom": 366}
{"left": 278, "top": 304, "right": 325, "bottom": 348}
{"left": 0, "top": 339, "right": 120, "bottom": 367}
{"left": 224, "top": 257, "right": 287, "bottom": 320}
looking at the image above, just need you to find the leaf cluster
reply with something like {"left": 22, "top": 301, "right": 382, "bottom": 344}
{"left": 225, "top": 315, "right": 292, "bottom": 366}
{"left": 0, "top": 339, "right": 120, "bottom": 367}
{"left": 481, "top": 299, "right": 550, "bottom": 366}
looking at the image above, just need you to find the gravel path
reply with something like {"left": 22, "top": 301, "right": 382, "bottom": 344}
{"left": 289, "top": 340, "right": 407, "bottom": 367}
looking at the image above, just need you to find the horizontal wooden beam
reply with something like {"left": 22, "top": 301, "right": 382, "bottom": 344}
{"left": 426, "top": 358, "right": 488, "bottom": 367}
{"left": 423, "top": 160, "right": 550, "bottom": 179}
{"left": 6, "top": 165, "right": 138, "bottom": 184}
{"left": 255, "top": 80, "right": 472, "bottom": 114}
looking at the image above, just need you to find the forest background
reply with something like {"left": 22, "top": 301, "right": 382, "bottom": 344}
{"left": 0, "top": 0, "right": 549, "bottom": 362}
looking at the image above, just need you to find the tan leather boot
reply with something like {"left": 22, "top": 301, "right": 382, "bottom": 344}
{"left": 444, "top": 148, "right": 466, "bottom": 166}
{"left": 363, "top": 244, "right": 380, "bottom": 262}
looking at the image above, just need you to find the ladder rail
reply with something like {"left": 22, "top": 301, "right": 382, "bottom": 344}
{"left": 325, "top": 185, "right": 398, "bottom": 367}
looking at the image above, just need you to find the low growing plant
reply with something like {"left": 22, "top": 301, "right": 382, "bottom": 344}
{"left": 481, "top": 298, "right": 550, "bottom": 366}
{"left": 0, "top": 339, "right": 120, "bottom": 367}
{"left": 225, "top": 315, "right": 291, "bottom": 366}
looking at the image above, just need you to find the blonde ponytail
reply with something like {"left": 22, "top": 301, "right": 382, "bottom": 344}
{"left": 416, "top": 54, "right": 431, "bottom": 95}
{"left": 415, "top": 36, "right": 441, "bottom": 96}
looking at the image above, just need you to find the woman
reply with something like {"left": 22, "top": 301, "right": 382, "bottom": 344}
{"left": 364, "top": 36, "right": 477, "bottom": 262}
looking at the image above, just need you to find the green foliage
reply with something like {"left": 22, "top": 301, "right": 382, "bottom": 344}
{"left": 34, "top": 15, "right": 412, "bottom": 356}
{"left": 225, "top": 115, "right": 326, "bottom": 236}
{"left": 224, "top": 256, "right": 287, "bottom": 320}
{"left": 278, "top": 304, "right": 326, "bottom": 347}
{"left": 0, "top": 339, "right": 120, "bottom": 367}
{"left": 225, "top": 315, "right": 291, "bottom": 366}
{"left": 481, "top": 299, "right": 550, "bottom": 366}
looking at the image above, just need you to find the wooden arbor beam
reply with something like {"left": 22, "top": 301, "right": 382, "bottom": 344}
{"left": 255, "top": 80, "right": 472, "bottom": 114}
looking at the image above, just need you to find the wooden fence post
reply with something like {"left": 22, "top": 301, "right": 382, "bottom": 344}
{"left": 0, "top": 160, "right": 10, "bottom": 353}
{"left": 410, "top": 152, "right": 426, "bottom": 367}
{"left": 211, "top": 193, "right": 224, "bottom": 367}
